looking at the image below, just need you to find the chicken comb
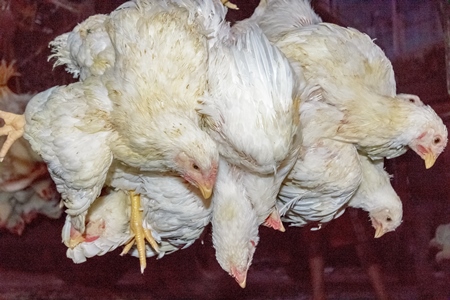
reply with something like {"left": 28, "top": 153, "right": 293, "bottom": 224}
{"left": 0, "top": 60, "right": 20, "bottom": 87}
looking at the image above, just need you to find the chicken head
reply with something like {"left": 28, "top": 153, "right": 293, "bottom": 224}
{"left": 212, "top": 160, "right": 260, "bottom": 288}
{"left": 408, "top": 123, "right": 448, "bottom": 169}
{"left": 370, "top": 207, "right": 402, "bottom": 238}
{"left": 175, "top": 151, "right": 218, "bottom": 199}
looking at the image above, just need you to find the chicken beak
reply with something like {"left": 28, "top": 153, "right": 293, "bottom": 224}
{"left": 264, "top": 210, "right": 286, "bottom": 232}
{"left": 231, "top": 267, "right": 247, "bottom": 288}
{"left": 278, "top": 221, "right": 286, "bottom": 233}
{"left": 237, "top": 276, "right": 247, "bottom": 289}
{"left": 374, "top": 224, "right": 385, "bottom": 238}
{"left": 67, "top": 227, "right": 85, "bottom": 248}
{"left": 423, "top": 151, "right": 437, "bottom": 169}
{"left": 199, "top": 184, "right": 212, "bottom": 199}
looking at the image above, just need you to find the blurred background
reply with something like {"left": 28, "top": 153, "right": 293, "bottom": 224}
{"left": 0, "top": 0, "right": 449, "bottom": 299}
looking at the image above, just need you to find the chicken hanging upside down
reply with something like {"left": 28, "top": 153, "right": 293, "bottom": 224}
{"left": 202, "top": 8, "right": 319, "bottom": 284}
{"left": 253, "top": 0, "right": 448, "bottom": 169}
{"left": 0, "top": 0, "right": 231, "bottom": 273}
{"left": 253, "top": 0, "right": 405, "bottom": 239}
{"left": 65, "top": 161, "right": 213, "bottom": 275}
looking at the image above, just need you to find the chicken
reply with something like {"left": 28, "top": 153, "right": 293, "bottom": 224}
{"left": 132, "top": 170, "right": 212, "bottom": 259}
{"left": 250, "top": 0, "right": 404, "bottom": 236}
{"left": 49, "top": 13, "right": 115, "bottom": 81}
{"left": 201, "top": 18, "right": 301, "bottom": 175}
{"left": 63, "top": 189, "right": 132, "bottom": 264}
{"left": 0, "top": 0, "right": 225, "bottom": 272}
{"left": 0, "top": 60, "right": 62, "bottom": 234}
{"left": 278, "top": 99, "right": 402, "bottom": 235}
{"left": 201, "top": 15, "right": 306, "bottom": 225}
{"left": 202, "top": 17, "right": 317, "bottom": 286}
{"left": 23, "top": 76, "right": 116, "bottom": 236}
{"left": 348, "top": 155, "right": 403, "bottom": 238}
{"left": 277, "top": 100, "right": 363, "bottom": 229}
{"left": 48, "top": 0, "right": 236, "bottom": 80}
{"left": 99, "top": 0, "right": 224, "bottom": 269}
{"left": 108, "top": 162, "right": 212, "bottom": 261}
{"left": 101, "top": 0, "right": 222, "bottom": 192}
{"left": 67, "top": 161, "right": 212, "bottom": 273}
{"left": 430, "top": 223, "right": 450, "bottom": 263}
{"left": 253, "top": 0, "right": 448, "bottom": 168}
{"left": 278, "top": 144, "right": 402, "bottom": 239}
{"left": 211, "top": 159, "right": 259, "bottom": 288}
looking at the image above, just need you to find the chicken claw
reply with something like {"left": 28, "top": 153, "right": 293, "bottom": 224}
{"left": 221, "top": 0, "right": 239, "bottom": 10}
{"left": 0, "top": 111, "right": 25, "bottom": 161}
{"left": 121, "top": 191, "right": 159, "bottom": 273}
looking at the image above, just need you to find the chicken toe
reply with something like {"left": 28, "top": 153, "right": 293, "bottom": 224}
{"left": 121, "top": 191, "right": 159, "bottom": 273}
{"left": 0, "top": 111, "right": 25, "bottom": 161}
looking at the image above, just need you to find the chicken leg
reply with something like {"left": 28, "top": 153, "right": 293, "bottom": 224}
{"left": 0, "top": 111, "right": 25, "bottom": 161}
{"left": 121, "top": 190, "right": 159, "bottom": 273}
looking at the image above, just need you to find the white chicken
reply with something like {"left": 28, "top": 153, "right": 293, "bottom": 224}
{"left": 249, "top": 0, "right": 405, "bottom": 238}
{"left": 201, "top": 19, "right": 301, "bottom": 175}
{"left": 278, "top": 100, "right": 401, "bottom": 236}
{"left": 202, "top": 16, "right": 318, "bottom": 286}
{"left": 49, "top": 13, "right": 115, "bottom": 81}
{"left": 23, "top": 77, "right": 116, "bottom": 236}
{"left": 201, "top": 15, "right": 306, "bottom": 230}
{"left": 107, "top": 162, "right": 212, "bottom": 261}
{"left": 66, "top": 161, "right": 212, "bottom": 273}
{"left": 63, "top": 189, "right": 132, "bottom": 264}
{"left": 135, "top": 170, "right": 212, "bottom": 259}
{"left": 253, "top": 0, "right": 448, "bottom": 168}
{"left": 0, "top": 0, "right": 227, "bottom": 272}
{"left": 48, "top": 0, "right": 237, "bottom": 81}
{"left": 277, "top": 100, "right": 363, "bottom": 229}
{"left": 348, "top": 155, "right": 403, "bottom": 238}
{"left": 100, "top": 0, "right": 222, "bottom": 190}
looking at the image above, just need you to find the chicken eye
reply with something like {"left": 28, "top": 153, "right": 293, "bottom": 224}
{"left": 192, "top": 164, "right": 199, "bottom": 170}
{"left": 434, "top": 137, "right": 441, "bottom": 144}
{"left": 409, "top": 98, "right": 415, "bottom": 104}
{"left": 386, "top": 217, "right": 392, "bottom": 222}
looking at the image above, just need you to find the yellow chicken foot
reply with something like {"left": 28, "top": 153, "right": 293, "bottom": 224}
{"left": 121, "top": 191, "right": 159, "bottom": 273}
{"left": 0, "top": 111, "right": 25, "bottom": 161}
{"left": 221, "top": 0, "right": 239, "bottom": 10}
